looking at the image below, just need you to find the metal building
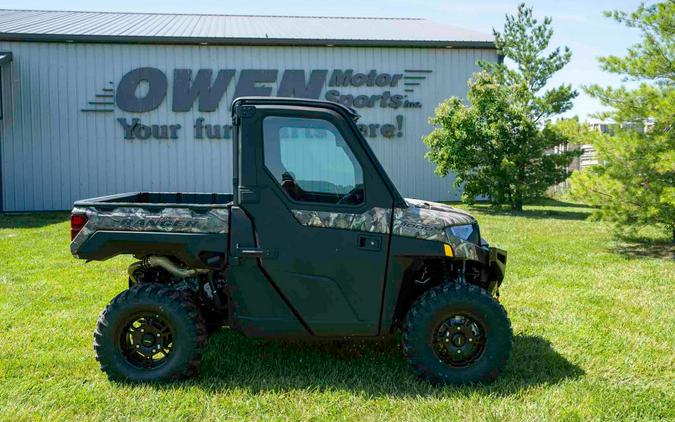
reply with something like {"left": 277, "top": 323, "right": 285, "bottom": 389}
{"left": 0, "top": 9, "right": 497, "bottom": 212}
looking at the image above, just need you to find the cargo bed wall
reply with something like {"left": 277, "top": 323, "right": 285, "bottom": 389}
{"left": 75, "top": 231, "right": 228, "bottom": 269}
{"left": 70, "top": 194, "right": 231, "bottom": 269}
{"left": 75, "top": 192, "right": 234, "bottom": 207}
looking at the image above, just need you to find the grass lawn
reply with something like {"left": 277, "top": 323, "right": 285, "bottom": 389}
{"left": 0, "top": 201, "right": 673, "bottom": 420}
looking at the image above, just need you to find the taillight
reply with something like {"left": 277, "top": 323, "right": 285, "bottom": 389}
{"left": 70, "top": 213, "right": 88, "bottom": 240}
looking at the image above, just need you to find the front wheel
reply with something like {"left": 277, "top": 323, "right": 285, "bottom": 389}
{"left": 402, "top": 283, "right": 512, "bottom": 385}
{"left": 93, "top": 284, "right": 207, "bottom": 382}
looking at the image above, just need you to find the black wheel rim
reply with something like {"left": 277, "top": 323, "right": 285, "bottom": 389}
{"left": 432, "top": 314, "right": 486, "bottom": 367}
{"left": 119, "top": 312, "right": 175, "bottom": 369}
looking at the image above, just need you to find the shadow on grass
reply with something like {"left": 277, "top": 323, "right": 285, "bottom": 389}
{"left": 154, "top": 331, "right": 584, "bottom": 398}
{"left": 532, "top": 199, "right": 595, "bottom": 209}
{"left": 470, "top": 207, "right": 592, "bottom": 222}
{"left": 468, "top": 199, "right": 593, "bottom": 222}
{"left": 610, "top": 235, "right": 674, "bottom": 260}
{"left": 0, "top": 212, "right": 68, "bottom": 229}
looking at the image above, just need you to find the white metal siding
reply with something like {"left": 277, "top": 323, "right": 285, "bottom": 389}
{"left": 0, "top": 42, "right": 496, "bottom": 211}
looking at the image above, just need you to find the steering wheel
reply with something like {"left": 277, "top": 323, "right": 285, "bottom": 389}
{"left": 336, "top": 186, "right": 364, "bottom": 205}
{"left": 280, "top": 172, "right": 302, "bottom": 200}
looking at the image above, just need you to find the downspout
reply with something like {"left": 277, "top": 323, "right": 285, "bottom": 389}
{"left": 0, "top": 66, "right": 4, "bottom": 213}
{"left": 0, "top": 52, "right": 14, "bottom": 213}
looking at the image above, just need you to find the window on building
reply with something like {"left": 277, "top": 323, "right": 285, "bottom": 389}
{"left": 263, "top": 116, "right": 364, "bottom": 205}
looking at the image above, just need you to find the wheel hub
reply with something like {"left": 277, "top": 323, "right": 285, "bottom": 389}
{"left": 451, "top": 333, "right": 466, "bottom": 347}
{"left": 120, "top": 313, "right": 174, "bottom": 369}
{"left": 433, "top": 314, "right": 485, "bottom": 367}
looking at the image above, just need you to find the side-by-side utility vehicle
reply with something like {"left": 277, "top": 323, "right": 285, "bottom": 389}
{"left": 70, "top": 97, "right": 511, "bottom": 385}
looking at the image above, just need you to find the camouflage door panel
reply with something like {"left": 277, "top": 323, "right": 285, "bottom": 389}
{"left": 290, "top": 199, "right": 481, "bottom": 260}
{"left": 291, "top": 207, "right": 391, "bottom": 234}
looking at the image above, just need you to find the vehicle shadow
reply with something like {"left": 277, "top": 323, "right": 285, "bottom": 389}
{"left": 161, "top": 331, "right": 584, "bottom": 398}
{"left": 0, "top": 212, "right": 68, "bottom": 229}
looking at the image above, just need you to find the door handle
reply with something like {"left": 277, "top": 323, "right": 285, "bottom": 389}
{"left": 234, "top": 244, "right": 277, "bottom": 260}
{"left": 238, "top": 248, "right": 266, "bottom": 258}
{"left": 358, "top": 235, "right": 381, "bottom": 251}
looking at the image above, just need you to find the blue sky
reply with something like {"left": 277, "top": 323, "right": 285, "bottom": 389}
{"left": 4, "top": 0, "right": 645, "bottom": 119}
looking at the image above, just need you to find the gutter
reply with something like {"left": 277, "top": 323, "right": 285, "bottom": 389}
{"left": 0, "top": 52, "right": 12, "bottom": 213}
{"left": 0, "top": 33, "right": 496, "bottom": 49}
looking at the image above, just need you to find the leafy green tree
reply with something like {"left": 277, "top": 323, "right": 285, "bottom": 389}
{"left": 423, "top": 4, "right": 578, "bottom": 210}
{"left": 570, "top": 1, "right": 674, "bottom": 240}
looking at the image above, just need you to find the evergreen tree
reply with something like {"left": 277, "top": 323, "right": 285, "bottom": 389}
{"left": 570, "top": 1, "right": 674, "bottom": 240}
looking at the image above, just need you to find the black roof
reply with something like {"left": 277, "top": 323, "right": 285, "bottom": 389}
{"left": 232, "top": 97, "right": 360, "bottom": 120}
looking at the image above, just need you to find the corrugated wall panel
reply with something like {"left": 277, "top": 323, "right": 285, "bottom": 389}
{"left": 0, "top": 42, "right": 496, "bottom": 211}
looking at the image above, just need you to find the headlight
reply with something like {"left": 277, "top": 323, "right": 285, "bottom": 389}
{"left": 446, "top": 223, "right": 480, "bottom": 244}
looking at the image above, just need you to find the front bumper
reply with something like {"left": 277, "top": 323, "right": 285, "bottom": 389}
{"left": 446, "top": 237, "right": 507, "bottom": 295}
{"left": 487, "top": 246, "right": 508, "bottom": 294}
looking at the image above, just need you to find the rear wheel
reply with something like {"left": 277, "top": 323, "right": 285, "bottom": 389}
{"left": 94, "top": 284, "right": 206, "bottom": 382}
{"left": 402, "top": 283, "right": 512, "bottom": 385}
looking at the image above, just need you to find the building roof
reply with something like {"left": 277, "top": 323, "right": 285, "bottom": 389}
{"left": 0, "top": 9, "right": 494, "bottom": 48}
